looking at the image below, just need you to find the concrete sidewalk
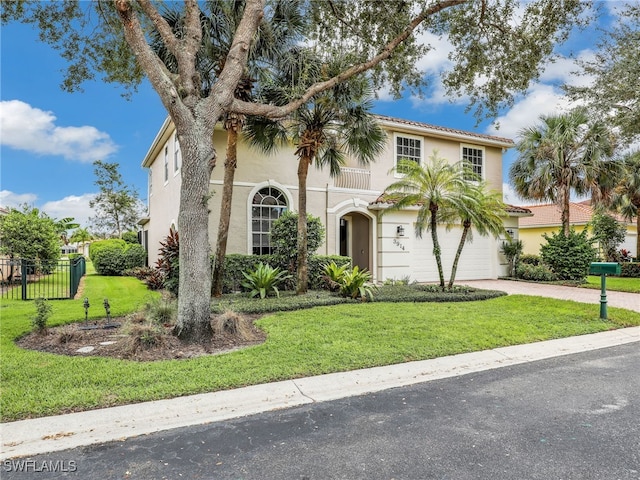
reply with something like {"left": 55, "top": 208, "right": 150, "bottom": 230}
{"left": 460, "top": 279, "right": 640, "bottom": 312}
{"left": 2, "top": 326, "right": 639, "bottom": 460}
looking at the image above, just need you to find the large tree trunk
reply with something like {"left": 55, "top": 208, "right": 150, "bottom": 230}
{"left": 212, "top": 128, "right": 239, "bottom": 297}
{"left": 429, "top": 202, "right": 445, "bottom": 289}
{"left": 173, "top": 126, "right": 216, "bottom": 343}
{"left": 448, "top": 221, "right": 470, "bottom": 289}
{"left": 296, "top": 156, "right": 311, "bottom": 294}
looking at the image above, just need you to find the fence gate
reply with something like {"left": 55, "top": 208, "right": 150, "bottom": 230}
{"left": 0, "top": 257, "right": 86, "bottom": 301}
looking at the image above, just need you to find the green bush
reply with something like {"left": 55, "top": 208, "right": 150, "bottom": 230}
{"left": 373, "top": 284, "right": 506, "bottom": 303}
{"left": 540, "top": 229, "right": 596, "bottom": 281}
{"left": 122, "top": 231, "right": 140, "bottom": 244}
{"left": 89, "top": 239, "right": 126, "bottom": 262}
{"left": 216, "top": 254, "right": 352, "bottom": 294}
{"left": 519, "top": 254, "right": 541, "bottom": 266}
{"left": 92, "top": 245, "right": 127, "bottom": 276}
{"left": 92, "top": 241, "right": 145, "bottom": 276}
{"left": 620, "top": 262, "right": 640, "bottom": 278}
{"left": 270, "top": 212, "right": 325, "bottom": 272}
{"left": 123, "top": 244, "right": 147, "bottom": 270}
{"left": 515, "top": 263, "right": 558, "bottom": 282}
{"left": 323, "top": 261, "right": 351, "bottom": 291}
{"left": 32, "top": 297, "right": 52, "bottom": 333}
{"left": 241, "top": 262, "right": 292, "bottom": 299}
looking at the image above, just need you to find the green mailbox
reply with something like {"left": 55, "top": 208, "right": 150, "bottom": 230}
{"left": 589, "top": 262, "right": 621, "bottom": 276}
{"left": 589, "top": 262, "right": 621, "bottom": 320}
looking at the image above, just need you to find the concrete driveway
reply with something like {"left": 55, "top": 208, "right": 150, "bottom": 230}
{"left": 460, "top": 279, "right": 640, "bottom": 313}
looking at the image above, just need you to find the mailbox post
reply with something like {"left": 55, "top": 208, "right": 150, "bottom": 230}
{"left": 588, "top": 262, "right": 621, "bottom": 320}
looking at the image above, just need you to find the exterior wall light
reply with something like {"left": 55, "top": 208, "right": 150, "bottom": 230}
{"left": 396, "top": 225, "right": 405, "bottom": 237}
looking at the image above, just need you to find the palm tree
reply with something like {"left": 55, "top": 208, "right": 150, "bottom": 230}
{"left": 443, "top": 183, "right": 507, "bottom": 288}
{"left": 509, "top": 108, "right": 616, "bottom": 235}
{"left": 612, "top": 150, "right": 640, "bottom": 259}
{"left": 246, "top": 66, "right": 385, "bottom": 294}
{"left": 69, "top": 227, "right": 94, "bottom": 256}
{"left": 151, "top": 1, "right": 306, "bottom": 297}
{"left": 53, "top": 217, "right": 80, "bottom": 245}
{"left": 381, "top": 153, "right": 473, "bottom": 289}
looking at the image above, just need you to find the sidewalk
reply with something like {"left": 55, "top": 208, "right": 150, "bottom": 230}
{"left": 459, "top": 279, "right": 640, "bottom": 312}
{"left": 2, "top": 324, "right": 639, "bottom": 460}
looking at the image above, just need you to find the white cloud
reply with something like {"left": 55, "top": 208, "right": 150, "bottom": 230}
{"left": 0, "top": 100, "right": 118, "bottom": 163}
{"left": 486, "top": 84, "right": 580, "bottom": 139}
{"left": 502, "top": 183, "right": 540, "bottom": 207}
{"left": 41, "top": 194, "right": 96, "bottom": 228}
{"left": 1, "top": 190, "right": 95, "bottom": 227}
{"left": 539, "top": 50, "right": 596, "bottom": 88}
{"left": 0, "top": 190, "right": 38, "bottom": 208}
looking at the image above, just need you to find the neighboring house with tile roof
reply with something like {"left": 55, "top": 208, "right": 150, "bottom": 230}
{"left": 139, "top": 114, "right": 525, "bottom": 283}
{"left": 518, "top": 200, "right": 637, "bottom": 257}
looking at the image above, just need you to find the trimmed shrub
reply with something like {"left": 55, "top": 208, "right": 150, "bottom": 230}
{"left": 620, "top": 262, "right": 640, "bottom": 278}
{"left": 516, "top": 263, "right": 558, "bottom": 282}
{"left": 123, "top": 244, "right": 147, "bottom": 270}
{"left": 89, "top": 239, "right": 126, "bottom": 262}
{"left": 92, "top": 241, "right": 146, "bottom": 276}
{"left": 373, "top": 284, "right": 506, "bottom": 303}
{"left": 519, "top": 254, "right": 541, "bottom": 266}
{"left": 270, "top": 212, "right": 325, "bottom": 273}
{"left": 216, "top": 254, "right": 352, "bottom": 294}
{"left": 540, "top": 229, "right": 596, "bottom": 281}
{"left": 122, "top": 230, "right": 140, "bottom": 244}
{"left": 92, "top": 245, "right": 127, "bottom": 276}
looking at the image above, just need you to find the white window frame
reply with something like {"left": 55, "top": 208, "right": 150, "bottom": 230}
{"left": 394, "top": 133, "right": 423, "bottom": 176}
{"left": 163, "top": 146, "right": 169, "bottom": 184}
{"left": 249, "top": 186, "right": 289, "bottom": 255}
{"left": 173, "top": 133, "right": 181, "bottom": 174}
{"left": 461, "top": 144, "right": 484, "bottom": 181}
{"left": 247, "top": 180, "right": 294, "bottom": 255}
{"left": 148, "top": 167, "right": 153, "bottom": 198}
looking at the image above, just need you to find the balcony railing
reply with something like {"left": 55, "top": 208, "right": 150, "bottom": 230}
{"left": 335, "top": 167, "right": 371, "bottom": 190}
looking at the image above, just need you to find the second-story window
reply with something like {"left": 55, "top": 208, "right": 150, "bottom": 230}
{"left": 164, "top": 146, "right": 169, "bottom": 183}
{"left": 395, "top": 134, "right": 422, "bottom": 175}
{"left": 173, "top": 133, "right": 181, "bottom": 172}
{"left": 148, "top": 167, "right": 153, "bottom": 197}
{"left": 462, "top": 145, "right": 483, "bottom": 180}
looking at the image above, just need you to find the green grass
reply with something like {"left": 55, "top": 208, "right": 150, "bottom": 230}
{"left": 581, "top": 275, "right": 640, "bottom": 293}
{"left": 1, "top": 273, "right": 639, "bottom": 422}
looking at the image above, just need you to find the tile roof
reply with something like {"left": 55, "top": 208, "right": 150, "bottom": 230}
{"left": 374, "top": 114, "right": 514, "bottom": 146}
{"left": 519, "top": 202, "right": 634, "bottom": 227}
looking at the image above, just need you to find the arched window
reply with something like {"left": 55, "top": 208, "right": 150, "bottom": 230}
{"left": 251, "top": 187, "right": 287, "bottom": 254}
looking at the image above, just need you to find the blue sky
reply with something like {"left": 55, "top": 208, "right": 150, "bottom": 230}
{"left": 0, "top": 2, "right": 620, "bottom": 228}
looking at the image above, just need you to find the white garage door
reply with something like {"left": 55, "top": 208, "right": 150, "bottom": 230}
{"left": 411, "top": 226, "right": 494, "bottom": 282}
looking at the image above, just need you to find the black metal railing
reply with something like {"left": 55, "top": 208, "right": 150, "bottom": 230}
{"left": 0, "top": 257, "right": 86, "bottom": 301}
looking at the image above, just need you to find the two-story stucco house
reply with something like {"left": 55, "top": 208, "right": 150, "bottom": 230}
{"left": 139, "top": 114, "right": 529, "bottom": 283}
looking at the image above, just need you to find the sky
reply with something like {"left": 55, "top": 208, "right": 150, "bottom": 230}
{"left": 0, "top": 2, "right": 624, "bottom": 229}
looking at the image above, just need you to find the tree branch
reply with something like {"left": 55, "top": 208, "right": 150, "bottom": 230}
{"left": 230, "top": 0, "right": 467, "bottom": 119}
{"left": 114, "top": 0, "right": 190, "bottom": 117}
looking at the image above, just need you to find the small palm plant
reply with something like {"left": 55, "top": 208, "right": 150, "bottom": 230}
{"left": 338, "top": 265, "right": 377, "bottom": 301}
{"left": 241, "top": 263, "right": 292, "bottom": 299}
{"left": 322, "top": 261, "right": 351, "bottom": 292}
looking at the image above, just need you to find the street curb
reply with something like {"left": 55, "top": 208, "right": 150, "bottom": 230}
{"left": 2, "top": 326, "right": 638, "bottom": 460}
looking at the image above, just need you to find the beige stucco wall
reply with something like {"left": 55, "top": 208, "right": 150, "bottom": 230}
{"left": 142, "top": 119, "right": 511, "bottom": 280}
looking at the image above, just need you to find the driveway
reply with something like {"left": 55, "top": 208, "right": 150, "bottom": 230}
{"left": 460, "top": 279, "right": 640, "bottom": 313}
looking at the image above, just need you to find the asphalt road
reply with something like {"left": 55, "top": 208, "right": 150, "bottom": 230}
{"left": 3, "top": 343, "right": 639, "bottom": 480}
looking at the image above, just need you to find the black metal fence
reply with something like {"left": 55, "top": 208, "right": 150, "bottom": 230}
{"left": 0, "top": 257, "right": 86, "bottom": 301}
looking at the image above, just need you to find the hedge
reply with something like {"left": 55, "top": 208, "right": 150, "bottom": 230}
{"left": 217, "top": 253, "right": 352, "bottom": 293}
{"left": 620, "top": 262, "right": 640, "bottom": 278}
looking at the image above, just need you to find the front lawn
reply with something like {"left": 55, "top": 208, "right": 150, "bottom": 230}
{"left": 581, "top": 275, "right": 640, "bottom": 294}
{"left": 2, "top": 274, "right": 639, "bottom": 422}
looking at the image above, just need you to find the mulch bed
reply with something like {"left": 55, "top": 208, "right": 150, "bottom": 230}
{"left": 17, "top": 314, "right": 266, "bottom": 362}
